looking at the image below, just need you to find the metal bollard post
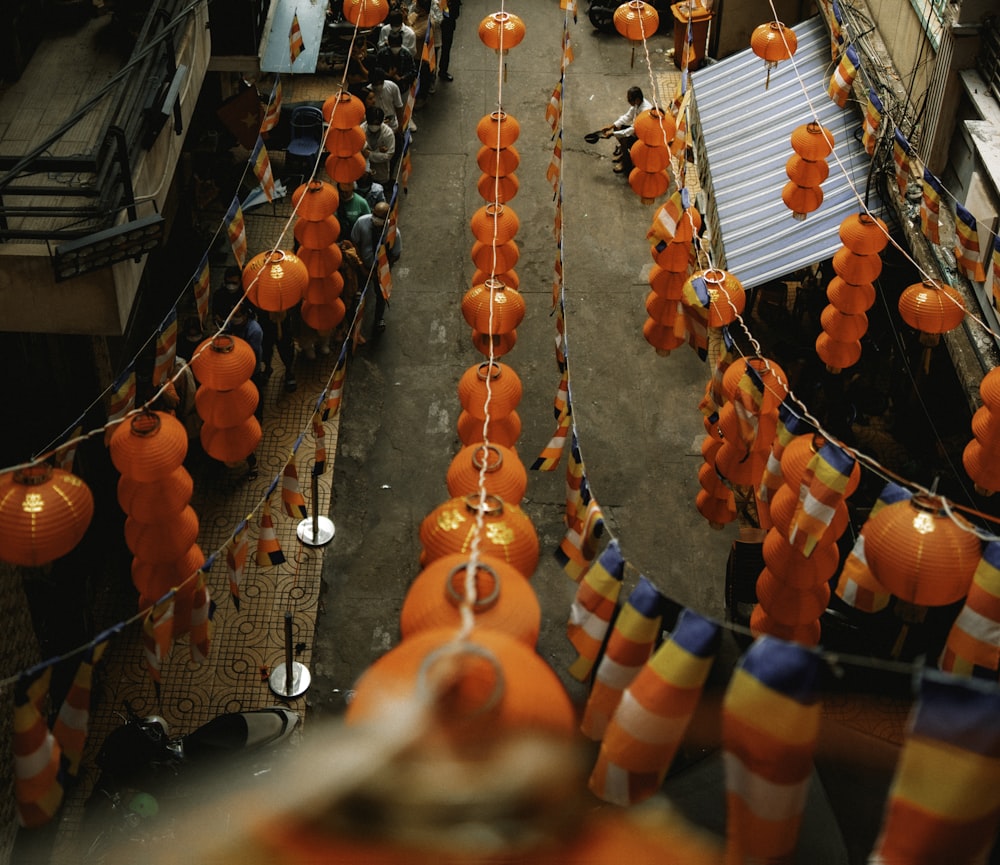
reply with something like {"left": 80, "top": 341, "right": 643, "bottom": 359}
{"left": 269, "top": 612, "right": 311, "bottom": 699}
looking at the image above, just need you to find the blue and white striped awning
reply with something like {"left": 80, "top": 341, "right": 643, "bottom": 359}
{"left": 690, "top": 15, "right": 883, "bottom": 290}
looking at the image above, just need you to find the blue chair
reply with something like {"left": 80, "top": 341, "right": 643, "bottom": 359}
{"left": 285, "top": 105, "right": 325, "bottom": 183}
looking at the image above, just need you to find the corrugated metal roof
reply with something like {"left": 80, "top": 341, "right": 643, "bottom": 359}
{"left": 690, "top": 15, "right": 883, "bottom": 289}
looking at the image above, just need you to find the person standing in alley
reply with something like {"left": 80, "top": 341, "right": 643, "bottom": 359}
{"left": 361, "top": 105, "right": 395, "bottom": 186}
{"left": 600, "top": 85, "right": 653, "bottom": 175}
{"left": 438, "top": 0, "right": 460, "bottom": 82}
{"left": 351, "top": 201, "right": 401, "bottom": 339}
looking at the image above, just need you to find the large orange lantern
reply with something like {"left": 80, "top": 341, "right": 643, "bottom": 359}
{"left": 342, "top": 0, "right": 389, "bottom": 28}
{"left": 322, "top": 90, "right": 367, "bottom": 129}
{"left": 446, "top": 443, "right": 528, "bottom": 504}
{"left": 898, "top": 279, "right": 966, "bottom": 346}
{"left": 457, "top": 409, "right": 522, "bottom": 449}
{"left": 476, "top": 111, "right": 520, "bottom": 149}
{"left": 614, "top": 1, "right": 659, "bottom": 41}
{"left": 291, "top": 179, "right": 339, "bottom": 218}
{"left": 478, "top": 11, "right": 526, "bottom": 52}
{"left": 243, "top": 250, "right": 308, "bottom": 312}
{"left": 190, "top": 335, "right": 256, "bottom": 391}
{"left": 863, "top": 494, "right": 980, "bottom": 606}
{"left": 461, "top": 278, "right": 525, "bottom": 335}
{"left": 457, "top": 361, "right": 522, "bottom": 420}
{"left": 109, "top": 411, "right": 187, "bottom": 482}
{"left": 470, "top": 203, "right": 520, "bottom": 245}
{"left": 0, "top": 464, "right": 94, "bottom": 567}
{"left": 750, "top": 21, "right": 798, "bottom": 88}
{"left": 963, "top": 367, "right": 1000, "bottom": 495}
{"left": 118, "top": 468, "right": 194, "bottom": 522}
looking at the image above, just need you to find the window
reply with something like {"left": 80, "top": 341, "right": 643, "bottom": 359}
{"left": 909, "top": 0, "right": 947, "bottom": 49}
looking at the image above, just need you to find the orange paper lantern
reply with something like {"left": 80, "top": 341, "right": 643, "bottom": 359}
{"left": 470, "top": 203, "right": 520, "bottom": 245}
{"left": 292, "top": 180, "right": 339, "bottom": 218}
{"left": 457, "top": 361, "right": 523, "bottom": 420}
{"left": 322, "top": 90, "right": 367, "bottom": 129}
{"left": 342, "top": 0, "right": 389, "bottom": 28}
{"left": 446, "top": 443, "right": 527, "bottom": 504}
{"left": 244, "top": 250, "right": 308, "bottom": 312}
{"left": 457, "top": 409, "right": 522, "bottom": 449}
{"left": 461, "top": 278, "right": 525, "bottom": 334}
{"left": 476, "top": 111, "right": 520, "bottom": 148}
{"left": 614, "top": 1, "right": 659, "bottom": 40}
{"left": 110, "top": 411, "right": 188, "bottom": 482}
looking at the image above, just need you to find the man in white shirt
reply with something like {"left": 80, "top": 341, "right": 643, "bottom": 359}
{"left": 377, "top": 8, "right": 417, "bottom": 59}
{"left": 362, "top": 105, "right": 396, "bottom": 185}
{"left": 365, "top": 68, "right": 404, "bottom": 134}
{"left": 601, "top": 86, "right": 654, "bottom": 174}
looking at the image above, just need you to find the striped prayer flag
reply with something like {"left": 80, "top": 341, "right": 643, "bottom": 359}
{"left": 13, "top": 667, "right": 63, "bottom": 828}
{"left": 556, "top": 496, "right": 604, "bottom": 581}
{"left": 589, "top": 609, "right": 721, "bottom": 805}
{"left": 731, "top": 363, "right": 765, "bottom": 448}
{"left": 567, "top": 538, "right": 625, "bottom": 681}
{"left": 400, "top": 146, "right": 413, "bottom": 192}
{"left": 281, "top": 454, "right": 308, "bottom": 519}
{"left": 289, "top": 11, "right": 304, "bottom": 64}
{"left": 257, "top": 499, "right": 286, "bottom": 567}
{"left": 224, "top": 195, "right": 247, "bottom": 267}
{"left": 189, "top": 570, "right": 213, "bottom": 664}
{"left": 547, "top": 129, "right": 562, "bottom": 196}
{"left": 546, "top": 80, "right": 563, "bottom": 135}
{"left": 55, "top": 424, "right": 84, "bottom": 473}
{"left": 758, "top": 399, "right": 812, "bottom": 518}
{"left": 250, "top": 135, "right": 276, "bottom": 203}
{"left": 552, "top": 247, "right": 564, "bottom": 308}
{"left": 893, "top": 129, "right": 913, "bottom": 197}
{"left": 561, "top": 27, "right": 574, "bottom": 68}
{"left": 561, "top": 0, "right": 578, "bottom": 23}
{"left": 564, "top": 431, "right": 586, "bottom": 530}
{"left": 699, "top": 352, "right": 734, "bottom": 423}
{"left": 940, "top": 540, "right": 1000, "bottom": 678}
{"left": 52, "top": 641, "right": 107, "bottom": 779}
{"left": 193, "top": 253, "right": 211, "bottom": 329}
{"left": 871, "top": 670, "right": 1000, "bottom": 864}
{"left": 152, "top": 306, "right": 178, "bottom": 388}
{"left": 647, "top": 190, "right": 685, "bottom": 244}
{"left": 955, "top": 202, "right": 987, "bottom": 282}
{"left": 787, "top": 439, "right": 856, "bottom": 557}
{"left": 260, "top": 75, "right": 282, "bottom": 134}
{"left": 581, "top": 576, "right": 668, "bottom": 740}
{"left": 681, "top": 274, "right": 709, "bottom": 361}
{"left": 555, "top": 302, "right": 567, "bottom": 371}
{"left": 835, "top": 480, "right": 912, "bottom": 612}
{"left": 830, "top": 0, "right": 845, "bottom": 57}
{"left": 421, "top": 27, "right": 436, "bottom": 73}
{"left": 225, "top": 522, "right": 248, "bottom": 610}
{"left": 323, "top": 351, "right": 348, "bottom": 419}
{"left": 352, "top": 292, "right": 367, "bottom": 353}
{"left": 532, "top": 373, "right": 571, "bottom": 471}
{"left": 920, "top": 168, "right": 944, "bottom": 245}
{"left": 142, "top": 595, "right": 176, "bottom": 690}
{"left": 862, "top": 89, "right": 883, "bottom": 155}
{"left": 104, "top": 364, "right": 136, "bottom": 444}
{"left": 722, "top": 636, "right": 822, "bottom": 865}
{"left": 377, "top": 243, "right": 392, "bottom": 302}
{"left": 312, "top": 411, "right": 327, "bottom": 476}
{"left": 827, "top": 45, "right": 859, "bottom": 108}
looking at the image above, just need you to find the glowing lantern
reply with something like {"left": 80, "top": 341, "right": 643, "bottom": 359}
{"left": 470, "top": 203, "right": 520, "bottom": 245}
{"left": 305, "top": 275, "right": 345, "bottom": 305}
{"left": 291, "top": 180, "right": 339, "bottom": 218}
{"left": 322, "top": 90, "right": 367, "bottom": 129}
{"left": 419, "top": 494, "right": 540, "bottom": 577}
{"left": 446, "top": 443, "right": 527, "bottom": 505}
{"left": 750, "top": 21, "right": 798, "bottom": 88}
{"left": 898, "top": 279, "right": 966, "bottom": 346}
{"left": 342, "top": 0, "right": 389, "bottom": 28}
{"left": 400, "top": 554, "right": 541, "bottom": 646}
{"left": 820, "top": 306, "right": 869, "bottom": 341}
{"left": 478, "top": 11, "right": 526, "bottom": 52}
{"left": 763, "top": 530, "right": 840, "bottom": 589}
{"left": 864, "top": 494, "right": 980, "bottom": 606}
{"left": 476, "top": 111, "right": 520, "bottom": 148}
{"left": 243, "top": 250, "right": 308, "bottom": 312}
{"left": 297, "top": 244, "right": 344, "bottom": 278}
{"left": 461, "top": 278, "right": 525, "bottom": 334}
{"left": 0, "top": 465, "right": 94, "bottom": 567}
{"left": 195, "top": 380, "right": 259, "bottom": 429}
{"left": 815, "top": 332, "right": 862, "bottom": 374}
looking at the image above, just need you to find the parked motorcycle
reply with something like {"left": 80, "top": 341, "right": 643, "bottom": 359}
{"left": 83, "top": 702, "right": 299, "bottom": 861}
{"left": 587, "top": 0, "right": 671, "bottom": 33}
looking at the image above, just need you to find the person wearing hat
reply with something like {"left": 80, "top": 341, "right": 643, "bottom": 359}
{"left": 599, "top": 86, "right": 653, "bottom": 175}
{"left": 351, "top": 201, "right": 402, "bottom": 339}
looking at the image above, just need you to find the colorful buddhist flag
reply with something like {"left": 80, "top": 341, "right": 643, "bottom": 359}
{"left": 589, "top": 609, "right": 721, "bottom": 805}
{"left": 225, "top": 522, "right": 248, "bottom": 610}
{"left": 731, "top": 363, "right": 765, "bottom": 449}
{"left": 836, "top": 480, "right": 912, "bottom": 612}
{"left": 556, "top": 496, "right": 604, "bottom": 581}
{"left": 260, "top": 75, "right": 282, "bottom": 134}
{"left": 142, "top": 595, "right": 176, "bottom": 690}
{"left": 722, "top": 636, "right": 822, "bottom": 865}
{"left": 681, "top": 273, "right": 709, "bottom": 360}
{"left": 547, "top": 128, "right": 562, "bottom": 196}
{"left": 104, "top": 363, "right": 136, "bottom": 444}
{"left": 893, "top": 129, "right": 913, "bottom": 197}
{"left": 421, "top": 27, "right": 436, "bottom": 74}
{"left": 377, "top": 243, "right": 392, "bottom": 302}
{"left": 312, "top": 412, "right": 327, "bottom": 476}
{"left": 787, "top": 439, "right": 856, "bottom": 557}
{"left": 758, "top": 400, "right": 812, "bottom": 524}
{"left": 152, "top": 306, "right": 178, "bottom": 388}
{"left": 546, "top": 80, "right": 563, "bottom": 135}
{"left": 955, "top": 202, "right": 987, "bottom": 282}
{"left": 250, "top": 135, "right": 276, "bottom": 203}
{"left": 53, "top": 641, "right": 107, "bottom": 779}
{"left": 871, "top": 670, "right": 1000, "bottom": 863}
{"left": 828, "top": 44, "right": 859, "bottom": 108}
{"left": 352, "top": 293, "right": 368, "bottom": 353}
{"left": 555, "top": 302, "right": 567, "bottom": 371}
{"left": 940, "top": 540, "right": 1000, "bottom": 678}
{"left": 289, "top": 11, "right": 304, "bottom": 64}
{"left": 400, "top": 145, "right": 414, "bottom": 192}
{"left": 560, "top": 0, "right": 578, "bottom": 22}
{"left": 567, "top": 538, "right": 625, "bottom": 681}
{"left": 564, "top": 431, "right": 586, "bottom": 529}
{"left": 323, "top": 352, "right": 348, "bottom": 419}
{"left": 13, "top": 667, "right": 63, "bottom": 828}
{"left": 561, "top": 27, "right": 574, "bottom": 68}
{"left": 224, "top": 195, "right": 247, "bottom": 268}
{"left": 257, "top": 499, "right": 286, "bottom": 567}
{"left": 281, "top": 454, "right": 308, "bottom": 519}
{"left": 830, "top": 0, "right": 845, "bottom": 57}
{"left": 862, "top": 88, "right": 883, "bottom": 156}
{"left": 189, "top": 571, "right": 213, "bottom": 664}
{"left": 193, "top": 252, "right": 211, "bottom": 329}
{"left": 647, "top": 190, "right": 685, "bottom": 245}
{"left": 920, "top": 168, "right": 945, "bottom": 245}
{"left": 532, "top": 371, "right": 571, "bottom": 471}
{"left": 581, "top": 576, "right": 668, "bottom": 740}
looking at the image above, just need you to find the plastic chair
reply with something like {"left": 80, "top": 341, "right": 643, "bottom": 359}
{"left": 285, "top": 105, "right": 325, "bottom": 183}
